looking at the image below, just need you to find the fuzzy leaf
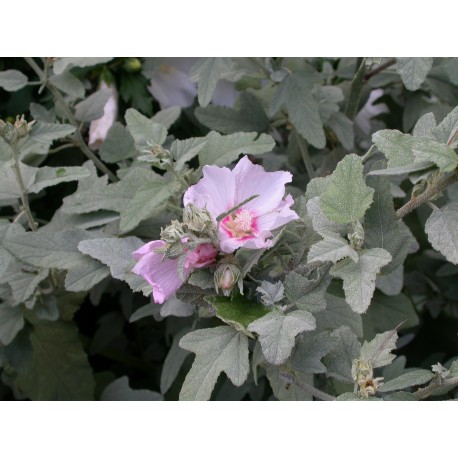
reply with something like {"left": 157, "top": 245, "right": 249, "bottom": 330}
{"left": 101, "top": 377, "right": 162, "bottom": 401}
{"left": 198, "top": 131, "right": 275, "bottom": 167}
{"left": 360, "top": 329, "right": 398, "bottom": 369}
{"left": 119, "top": 177, "right": 178, "bottom": 233}
{"left": 425, "top": 203, "right": 458, "bottom": 264}
{"left": 125, "top": 108, "right": 167, "bottom": 150}
{"left": 307, "top": 232, "right": 358, "bottom": 264}
{"left": 362, "top": 291, "right": 419, "bottom": 340}
{"left": 171, "top": 137, "right": 207, "bottom": 171}
{"left": 78, "top": 236, "right": 152, "bottom": 296}
{"left": 0, "top": 70, "right": 28, "bottom": 91}
{"left": 29, "top": 122, "right": 76, "bottom": 144}
{"left": 74, "top": 88, "right": 111, "bottom": 122}
{"left": 396, "top": 57, "right": 433, "bottom": 91}
{"left": 17, "top": 320, "right": 95, "bottom": 400}
{"left": 323, "top": 326, "right": 361, "bottom": 383}
{"left": 256, "top": 281, "right": 284, "bottom": 307}
{"left": 152, "top": 106, "right": 181, "bottom": 129}
{"left": 327, "top": 112, "right": 354, "bottom": 150}
{"left": 195, "top": 93, "right": 269, "bottom": 134}
{"left": 179, "top": 326, "right": 249, "bottom": 401}
{"left": 365, "top": 172, "right": 413, "bottom": 274}
{"left": 372, "top": 130, "right": 416, "bottom": 168}
{"left": 290, "top": 330, "right": 337, "bottom": 374}
{"left": 49, "top": 72, "right": 85, "bottom": 98}
{"left": 29, "top": 166, "right": 90, "bottom": 193}
{"left": 270, "top": 71, "right": 325, "bottom": 148}
{"left": 412, "top": 140, "right": 457, "bottom": 172}
{"left": 378, "top": 369, "right": 434, "bottom": 393}
{"left": 432, "top": 106, "right": 458, "bottom": 148}
{"left": 320, "top": 154, "right": 374, "bottom": 224}
{"left": 247, "top": 309, "right": 316, "bottom": 365}
{"left": 189, "top": 57, "right": 234, "bottom": 107}
{"left": 99, "top": 122, "right": 136, "bottom": 163}
{"left": 266, "top": 366, "right": 313, "bottom": 401}
{"left": 53, "top": 57, "right": 113, "bottom": 75}
{"left": 330, "top": 248, "right": 392, "bottom": 313}
{"left": 0, "top": 303, "right": 24, "bottom": 345}
{"left": 306, "top": 197, "right": 348, "bottom": 237}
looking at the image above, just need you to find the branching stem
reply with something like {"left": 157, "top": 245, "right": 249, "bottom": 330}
{"left": 396, "top": 171, "right": 458, "bottom": 219}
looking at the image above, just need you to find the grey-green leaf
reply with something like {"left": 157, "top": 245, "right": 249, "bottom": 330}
{"left": 99, "top": 122, "right": 136, "bottom": 163}
{"left": 189, "top": 57, "right": 234, "bottom": 107}
{"left": 396, "top": 57, "right": 433, "bottom": 91}
{"left": 0, "top": 70, "right": 28, "bottom": 91}
{"left": 17, "top": 321, "right": 95, "bottom": 400}
{"left": 330, "top": 248, "right": 392, "bottom": 313}
{"left": 270, "top": 71, "right": 325, "bottom": 148}
{"left": 198, "top": 131, "right": 275, "bottom": 167}
{"left": 53, "top": 57, "right": 113, "bottom": 75}
{"left": 425, "top": 203, "right": 458, "bottom": 264}
{"left": 179, "top": 326, "right": 249, "bottom": 401}
{"left": 320, "top": 154, "right": 374, "bottom": 224}
{"left": 307, "top": 232, "right": 358, "bottom": 264}
{"left": 360, "top": 329, "right": 398, "bottom": 369}
{"left": 247, "top": 309, "right": 316, "bottom": 365}
{"left": 74, "top": 88, "right": 111, "bottom": 122}
{"left": 101, "top": 377, "right": 162, "bottom": 401}
{"left": 125, "top": 108, "right": 167, "bottom": 150}
{"left": 29, "top": 166, "right": 90, "bottom": 193}
{"left": 29, "top": 122, "right": 76, "bottom": 144}
{"left": 49, "top": 72, "right": 85, "bottom": 98}
{"left": 412, "top": 140, "right": 457, "bottom": 172}
{"left": 378, "top": 369, "right": 434, "bottom": 393}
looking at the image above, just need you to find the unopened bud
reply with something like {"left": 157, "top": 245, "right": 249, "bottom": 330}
{"left": 0, "top": 119, "right": 17, "bottom": 143}
{"left": 183, "top": 203, "right": 214, "bottom": 233}
{"left": 351, "top": 358, "right": 383, "bottom": 398}
{"left": 214, "top": 262, "right": 241, "bottom": 296}
{"left": 124, "top": 58, "right": 142, "bottom": 73}
{"left": 160, "top": 220, "right": 186, "bottom": 244}
{"left": 348, "top": 220, "right": 365, "bottom": 251}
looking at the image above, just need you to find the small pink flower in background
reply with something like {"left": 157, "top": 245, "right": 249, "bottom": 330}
{"left": 132, "top": 240, "right": 217, "bottom": 304}
{"left": 184, "top": 156, "right": 299, "bottom": 253}
{"left": 88, "top": 81, "right": 118, "bottom": 150}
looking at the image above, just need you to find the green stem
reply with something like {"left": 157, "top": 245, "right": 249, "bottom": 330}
{"left": 11, "top": 142, "right": 37, "bottom": 231}
{"left": 396, "top": 171, "right": 458, "bottom": 219}
{"left": 345, "top": 57, "right": 366, "bottom": 120}
{"left": 295, "top": 129, "right": 315, "bottom": 179}
{"left": 24, "top": 57, "right": 118, "bottom": 183}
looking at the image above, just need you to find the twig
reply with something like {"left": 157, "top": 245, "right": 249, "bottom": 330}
{"left": 295, "top": 129, "right": 315, "bottom": 179}
{"left": 345, "top": 57, "right": 366, "bottom": 120}
{"left": 396, "top": 172, "right": 458, "bottom": 219}
{"left": 11, "top": 142, "right": 37, "bottom": 231}
{"left": 364, "top": 58, "right": 396, "bottom": 81}
{"left": 24, "top": 57, "right": 118, "bottom": 183}
{"left": 414, "top": 376, "right": 458, "bottom": 400}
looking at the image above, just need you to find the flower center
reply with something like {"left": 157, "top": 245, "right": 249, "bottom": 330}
{"left": 222, "top": 209, "right": 255, "bottom": 239}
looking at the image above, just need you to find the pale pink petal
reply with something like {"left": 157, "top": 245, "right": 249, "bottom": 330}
{"left": 184, "top": 243, "right": 218, "bottom": 268}
{"left": 256, "top": 194, "right": 299, "bottom": 232}
{"left": 183, "top": 165, "right": 235, "bottom": 220}
{"left": 88, "top": 82, "right": 118, "bottom": 150}
{"left": 132, "top": 240, "right": 187, "bottom": 304}
{"left": 233, "top": 156, "right": 293, "bottom": 214}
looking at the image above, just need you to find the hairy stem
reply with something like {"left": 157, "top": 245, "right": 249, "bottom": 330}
{"left": 364, "top": 58, "right": 396, "bottom": 81}
{"left": 414, "top": 376, "right": 458, "bottom": 400}
{"left": 11, "top": 142, "right": 37, "bottom": 231}
{"left": 396, "top": 172, "right": 458, "bottom": 219}
{"left": 295, "top": 129, "right": 315, "bottom": 179}
{"left": 24, "top": 57, "right": 118, "bottom": 182}
{"left": 345, "top": 57, "right": 366, "bottom": 120}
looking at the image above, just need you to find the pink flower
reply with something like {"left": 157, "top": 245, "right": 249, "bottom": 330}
{"left": 183, "top": 156, "right": 299, "bottom": 253}
{"left": 88, "top": 81, "right": 118, "bottom": 150}
{"left": 132, "top": 240, "right": 217, "bottom": 304}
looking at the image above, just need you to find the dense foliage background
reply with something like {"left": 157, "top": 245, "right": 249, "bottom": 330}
{"left": 0, "top": 57, "right": 457, "bottom": 401}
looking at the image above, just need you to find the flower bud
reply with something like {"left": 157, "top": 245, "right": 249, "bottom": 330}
{"left": 351, "top": 358, "right": 383, "bottom": 398}
{"left": 124, "top": 58, "right": 142, "bottom": 73}
{"left": 214, "top": 262, "right": 241, "bottom": 296}
{"left": 348, "top": 220, "right": 365, "bottom": 251}
{"left": 183, "top": 203, "right": 214, "bottom": 233}
{"left": 160, "top": 220, "right": 186, "bottom": 244}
